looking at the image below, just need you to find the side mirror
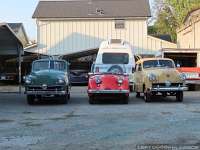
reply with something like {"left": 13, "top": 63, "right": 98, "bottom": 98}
{"left": 176, "top": 64, "right": 181, "bottom": 68}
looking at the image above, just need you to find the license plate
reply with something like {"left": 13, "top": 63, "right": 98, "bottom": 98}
{"left": 185, "top": 73, "right": 199, "bottom": 79}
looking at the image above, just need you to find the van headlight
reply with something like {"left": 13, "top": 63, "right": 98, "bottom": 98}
{"left": 180, "top": 73, "right": 186, "bottom": 81}
{"left": 118, "top": 76, "right": 124, "bottom": 84}
{"left": 148, "top": 73, "right": 157, "bottom": 81}
{"left": 95, "top": 76, "right": 102, "bottom": 84}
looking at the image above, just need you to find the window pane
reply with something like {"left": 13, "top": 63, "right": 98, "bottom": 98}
{"left": 102, "top": 53, "right": 129, "bottom": 64}
{"left": 33, "top": 61, "right": 49, "bottom": 71}
{"left": 51, "top": 61, "right": 66, "bottom": 71}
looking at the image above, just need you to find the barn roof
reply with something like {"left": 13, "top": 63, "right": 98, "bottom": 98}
{"left": 0, "top": 23, "right": 23, "bottom": 47}
{"left": 33, "top": 0, "right": 151, "bottom": 19}
{"left": 7, "top": 23, "right": 29, "bottom": 47}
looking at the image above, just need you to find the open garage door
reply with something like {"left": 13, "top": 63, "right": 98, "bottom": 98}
{"left": 0, "top": 23, "right": 23, "bottom": 93}
{"left": 164, "top": 53, "right": 197, "bottom": 67}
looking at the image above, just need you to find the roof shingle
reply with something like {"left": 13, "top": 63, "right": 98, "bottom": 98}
{"left": 33, "top": 0, "right": 151, "bottom": 19}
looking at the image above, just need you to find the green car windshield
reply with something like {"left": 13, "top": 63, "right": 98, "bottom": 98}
{"left": 143, "top": 60, "right": 175, "bottom": 69}
{"left": 32, "top": 60, "right": 67, "bottom": 72}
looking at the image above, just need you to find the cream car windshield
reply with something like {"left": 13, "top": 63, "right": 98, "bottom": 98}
{"left": 32, "top": 61, "right": 66, "bottom": 72}
{"left": 143, "top": 60, "right": 175, "bottom": 69}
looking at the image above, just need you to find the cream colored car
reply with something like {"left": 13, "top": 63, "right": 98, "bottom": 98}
{"left": 133, "top": 58, "right": 188, "bottom": 102}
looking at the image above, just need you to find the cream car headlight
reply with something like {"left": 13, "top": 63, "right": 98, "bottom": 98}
{"left": 148, "top": 73, "right": 157, "bottom": 81}
{"left": 180, "top": 73, "right": 186, "bottom": 81}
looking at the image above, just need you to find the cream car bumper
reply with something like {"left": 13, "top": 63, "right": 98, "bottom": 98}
{"left": 150, "top": 86, "right": 188, "bottom": 92}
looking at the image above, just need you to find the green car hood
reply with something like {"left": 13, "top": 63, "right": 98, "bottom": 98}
{"left": 29, "top": 69, "right": 66, "bottom": 85}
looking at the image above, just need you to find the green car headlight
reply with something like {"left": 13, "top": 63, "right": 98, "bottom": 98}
{"left": 25, "top": 78, "right": 31, "bottom": 84}
{"left": 58, "top": 79, "right": 65, "bottom": 84}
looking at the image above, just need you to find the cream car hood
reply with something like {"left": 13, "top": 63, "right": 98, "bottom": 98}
{"left": 144, "top": 68, "right": 182, "bottom": 83}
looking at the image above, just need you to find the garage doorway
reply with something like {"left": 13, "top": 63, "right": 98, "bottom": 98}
{"left": 164, "top": 53, "right": 197, "bottom": 67}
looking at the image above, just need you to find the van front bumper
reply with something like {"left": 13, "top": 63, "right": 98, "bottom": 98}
{"left": 88, "top": 89, "right": 129, "bottom": 94}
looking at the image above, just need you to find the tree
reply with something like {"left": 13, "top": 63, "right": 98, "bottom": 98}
{"left": 152, "top": 0, "right": 200, "bottom": 42}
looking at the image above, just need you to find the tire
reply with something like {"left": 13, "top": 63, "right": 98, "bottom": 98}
{"left": 136, "top": 92, "right": 140, "bottom": 98}
{"left": 144, "top": 92, "right": 151, "bottom": 103}
{"left": 59, "top": 95, "right": 68, "bottom": 104}
{"left": 68, "top": 93, "right": 70, "bottom": 100}
{"left": 27, "top": 95, "right": 35, "bottom": 105}
{"left": 89, "top": 96, "right": 95, "bottom": 105}
{"left": 176, "top": 91, "right": 183, "bottom": 102}
{"left": 107, "top": 65, "right": 123, "bottom": 74}
{"left": 130, "top": 86, "right": 133, "bottom": 93}
{"left": 122, "top": 95, "right": 129, "bottom": 104}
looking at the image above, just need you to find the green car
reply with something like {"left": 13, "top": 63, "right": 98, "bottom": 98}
{"left": 24, "top": 58, "right": 70, "bottom": 105}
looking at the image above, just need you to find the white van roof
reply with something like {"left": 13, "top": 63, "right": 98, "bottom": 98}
{"left": 99, "top": 39, "right": 133, "bottom": 52}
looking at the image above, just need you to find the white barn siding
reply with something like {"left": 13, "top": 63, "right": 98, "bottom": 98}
{"left": 34, "top": 19, "right": 176, "bottom": 55}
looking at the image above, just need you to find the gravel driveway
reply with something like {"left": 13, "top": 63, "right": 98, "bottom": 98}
{"left": 0, "top": 87, "right": 200, "bottom": 150}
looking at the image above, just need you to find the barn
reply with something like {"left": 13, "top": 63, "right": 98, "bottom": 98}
{"left": 162, "top": 8, "right": 200, "bottom": 68}
{"left": 29, "top": 0, "right": 176, "bottom": 57}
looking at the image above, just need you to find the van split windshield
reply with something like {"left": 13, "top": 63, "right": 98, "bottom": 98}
{"left": 102, "top": 53, "right": 129, "bottom": 64}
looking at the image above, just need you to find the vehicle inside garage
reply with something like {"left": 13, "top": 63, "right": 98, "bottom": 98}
{"left": 162, "top": 49, "right": 199, "bottom": 67}
{"left": 62, "top": 49, "right": 97, "bottom": 85}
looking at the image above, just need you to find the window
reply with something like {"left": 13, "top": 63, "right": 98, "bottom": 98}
{"left": 32, "top": 61, "right": 49, "bottom": 72}
{"left": 102, "top": 53, "right": 129, "bottom": 64}
{"left": 32, "top": 60, "right": 66, "bottom": 72}
{"left": 51, "top": 61, "right": 66, "bottom": 71}
{"left": 115, "top": 20, "right": 125, "bottom": 29}
{"left": 143, "top": 60, "right": 175, "bottom": 69}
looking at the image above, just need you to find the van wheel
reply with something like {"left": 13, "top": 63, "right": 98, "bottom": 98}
{"left": 176, "top": 91, "right": 183, "bottom": 102}
{"left": 89, "top": 96, "right": 96, "bottom": 104}
{"left": 130, "top": 86, "right": 133, "bottom": 92}
{"left": 144, "top": 92, "right": 151, "bottom": 103}
{"left": 27, "top": 95, "right": 35, "bottom": 105}
{"left": 122, "top": 95, "right": 129, "bottom": 104}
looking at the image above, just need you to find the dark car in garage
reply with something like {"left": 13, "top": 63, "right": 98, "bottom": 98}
{"left": 70, "top": 69, "right": 89, "bottom": 85}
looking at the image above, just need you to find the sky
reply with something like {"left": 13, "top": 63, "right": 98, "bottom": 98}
{"left": 0, "top": 0, "right": 155, "bottom": 41}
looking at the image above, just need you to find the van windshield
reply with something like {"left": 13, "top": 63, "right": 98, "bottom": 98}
{"left": 102, "top": 53, "right": 129, "bottom": 64}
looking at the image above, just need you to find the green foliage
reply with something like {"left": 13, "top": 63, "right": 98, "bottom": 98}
{"left": 153, "top": 0, "right": 200, "bottom": 42}
{"left": 148, "top": 26, "right": 158, "bottom": 35}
